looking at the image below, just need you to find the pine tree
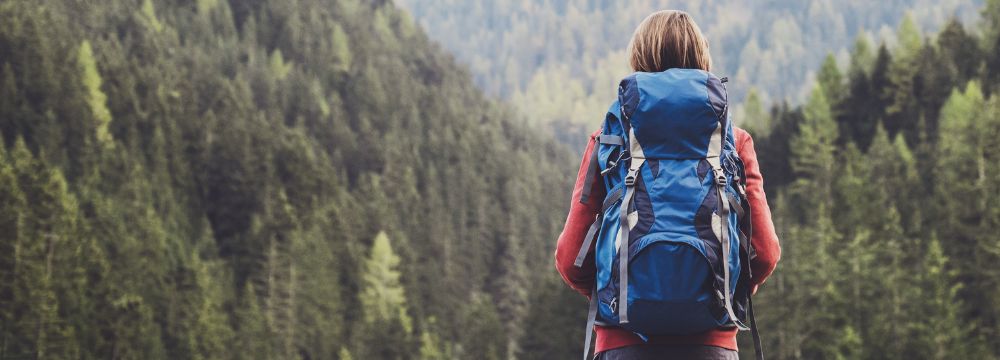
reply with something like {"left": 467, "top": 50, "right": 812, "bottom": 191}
{"left": 896, "top": 13, "right": 923, "bottom": 57}
{"left": 458, "top": 293, "right": 505, "bottom": 360}
{"left": 936, "top": 19, "right": 982, "bottom": 90}
{"left": 361, "top": 232, "right": 409, "bottom": 325}
{"left": 188, "top": 249, "right": 234, "bottom": 360}
{"left": 7, "top": 138, "right": 82, "bottom": 359}
{"left": 76, "top": 41, "right": 114, "bottom": 148}
{"left": 358, "top": 231, "right": 413, "bottom": 359}
{"left": 910, "top": 237, "right": 976, "bottom": 359}
{"left": 932, "top": 82, "right": 1000, "bottom": 355}
{"left": 0, "top": 140, "right": 26, "bottom": 359}
{"left": 0, "top": 63, "right": 27, "bottom": 145}
{"left": 831, "top": 143, "right": 878, "bottom": 351}
{"left": 417, "top": 317, "right": 450, "bottom": 360}
{"left": 817, "top": 54, "right": 846, "bottom": 110}
{"left": 790, "top": 85, "right": 838, "bottom": 208}
{"left": 785, "top": 83, "right": 848, "bottom": 358}
{"left": 517, "top": 275, "right": 587, "bottom": 360}
{"left": 885, "top": 14, "right": 924, "bottom": 137}
{"left": 269, "top": 49, "right": 293, "bottom": 80}
{"left": 330, "top": 23, "right": 352, "bottom": 72}
{"left": 842, "top": 39, "right": 872, "bottom": 147}
{"left": 934, "top": 82, "right": 985, "bottom": 261}
{"left": 984, "top": 0, "right": 1000, "bottom": 92}
{"left": 849, "top": 34, "right": 876, "bottom": 75}
{"left": 740, "top": 88, "right": 770, "bottom": 135}
{"left": 234, "top": 283, "right": 270, "bottom": 360}
{"left": 140, "top": 0, "right": 164, "bottom": 32}
{"left": 338, "top": 347, "right": 354, "bottom": 360}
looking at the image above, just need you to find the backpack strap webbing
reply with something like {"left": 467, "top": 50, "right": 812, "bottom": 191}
{"left": 617, "top": 127, "right": 645, "bottom": 324}
{"left": 574, "top": 218, "right": 601, "bottom": 268}
{"left": 580, "top": 135, "right": 625, "bottom": 204}
{"left": 582, "top": 288, "right": 599, "bottom": 360}
{"left": 749, "top": 296, "right": 764, "bottom": 360}
{"left": 574, "top": 186, "right": 625, "bottom": 268}
{"left": 580, "top": 146, "right": 601, "bottom": 204}
{"left": 596, "top": 134, "right": 624, "bottom": 146}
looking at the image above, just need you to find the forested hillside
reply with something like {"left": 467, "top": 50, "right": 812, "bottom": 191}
{"left": 396, "top": 0, "right": 982, "bottom": 147}
{"left": 748, "top": 1, "right": 1000, "bottom": 358}
{"left": 0, "top": 0, "right": 576, "bottom": 359}
{"left": 4, "top": 0, "right": 1000, "bottom": 359}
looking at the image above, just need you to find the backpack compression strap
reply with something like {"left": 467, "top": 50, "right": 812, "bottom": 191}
{"left": 617, "top": 127, "right": 645, "bottom": 324}
{"left": 574, "top": 186, "right": 625, "bottom": 267}
{"left": 706, "top": 122, "right": 749, "bottom": 332}
{"left": 576, "top": 187, "right": 625, "bottom": 360}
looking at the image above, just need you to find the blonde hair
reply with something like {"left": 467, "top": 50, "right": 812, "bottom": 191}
{"left": 627, "top": 10, "right": 712, "bottom": 73}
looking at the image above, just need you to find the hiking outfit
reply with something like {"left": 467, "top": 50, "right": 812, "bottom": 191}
{"left": 554, "top": 69, "right": 781, "bottom": 359}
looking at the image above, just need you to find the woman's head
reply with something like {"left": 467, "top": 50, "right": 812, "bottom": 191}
{"left": 627, "top": 10, "right": 712, "bottom": 73}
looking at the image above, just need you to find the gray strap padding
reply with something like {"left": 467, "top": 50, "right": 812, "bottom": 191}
{"left": 574, "top": 216, "right": 602, "bottom": 268}
{"left": 582, "top": 288, "right": 599, "bottom": 360}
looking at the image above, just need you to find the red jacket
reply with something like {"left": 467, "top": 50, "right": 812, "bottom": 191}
{"left": 555, "top": 127, "right": 781, "bottom": 353}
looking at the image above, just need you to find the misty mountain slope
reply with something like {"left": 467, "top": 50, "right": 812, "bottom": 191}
{"left": 397, "top": 0, "right": 982, "bottom": 145}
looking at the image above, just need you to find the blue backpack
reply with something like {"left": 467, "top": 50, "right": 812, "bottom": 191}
{"left": 574, "top": 69, "right": 761, "bottom": 359}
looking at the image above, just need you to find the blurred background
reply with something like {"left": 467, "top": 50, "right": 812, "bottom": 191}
{"left": 0, "top": 0, "right": 998, "bottom": 359}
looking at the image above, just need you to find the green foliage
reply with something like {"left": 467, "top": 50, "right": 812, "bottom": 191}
{"left": 896, "top": 13, "right": 924, "bottom": 57}
{"left": 339, "top": 347, "right": 354, "bottom": 360}
{"left": 140, "top": 0, "right": 163, "bottom": 33}
{"left": 754, "top": 7, "right": 1000, "bottom": 358}
{"left": 268, "top": 49, "right": 292, "bottom": 80}
{"left": 817, "top": 54, "right": 846, "bottom": 110}
{"left": 330, "top": 23, "right": 352, "bottom": 72}
{"left": 361, "top": 231, "right": 412, "bottom": 330}
{"left": 739, "top": 88, "right": 770, "bottom": 135}
{"left": 790, "top": 85, "right": 837, "bottom": 202}
{"left": 849, "top": 34, "right": 876, "bottom": 74}
{"left": 458, "top": 293, "right": 506, "bottom": 360}
{"left": 3, "top": 0, "right": 1000, "bottom": 359}
{"left": 0, "top": 0, "right": 573, "bottom": 358}
{"left": 417, "top": 318, "right": 451, "bottom": 360}
{"left": 76, "top": 40, "right": 113, "bottom": 147}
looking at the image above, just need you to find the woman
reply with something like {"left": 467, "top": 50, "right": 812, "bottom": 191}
{"left": 554, "top": 10, "right": 781, "bottom": 360}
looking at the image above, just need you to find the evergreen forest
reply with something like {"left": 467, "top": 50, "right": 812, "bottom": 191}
{"left": 1, "top": 0, "right": 1000, "bottom": 359}
{"left": 397, "top": 0, "right": 982, "bottom": 147}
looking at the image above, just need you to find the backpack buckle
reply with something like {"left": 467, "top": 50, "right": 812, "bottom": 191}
{"left": 716, "top": 175, "right": 727, "bottom": 186}
{"left": 624, "top": 168, "right": 639, "bottom": 187}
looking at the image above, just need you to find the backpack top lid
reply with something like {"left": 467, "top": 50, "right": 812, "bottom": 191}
{"left": 618, "top": 68, "right": 729, "bottom": 160}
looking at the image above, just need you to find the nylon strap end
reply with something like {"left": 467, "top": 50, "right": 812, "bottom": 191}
{"left": 574, "top": 217, "right": 602, "bottom": 268}
{"left": 579, "top": 144, "right": 601, "bottom": 204}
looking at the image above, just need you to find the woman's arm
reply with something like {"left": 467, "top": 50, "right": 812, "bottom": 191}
{"left": 734, "top": 128, "right": 781, "bottom": 289}
{"left": 554, "top": 130, "right": 605, "bottom": 297}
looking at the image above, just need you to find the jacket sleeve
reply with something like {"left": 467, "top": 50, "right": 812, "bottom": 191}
{"left": 554, "top": 130, "right": 605, "bottom": 297}
{"left": 735, "top": 128, "right": 781, "bottom": 290}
